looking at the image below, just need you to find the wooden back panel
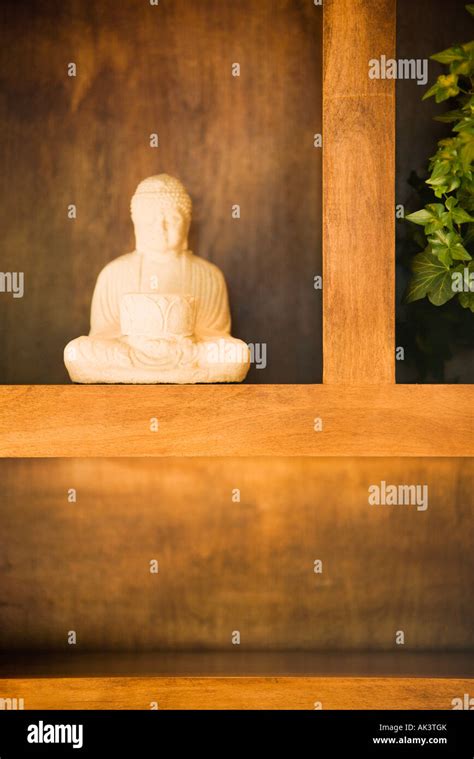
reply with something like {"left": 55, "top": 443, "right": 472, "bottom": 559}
{"left": 1, "top": 457, "right": 472, "bottom": 652}
{"left": 0, "top": 0, "right": 322, "bottom": 384}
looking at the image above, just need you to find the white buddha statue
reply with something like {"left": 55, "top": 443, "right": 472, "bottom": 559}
{"left": 64, "top": 175, "right": 250, "bottom": 383}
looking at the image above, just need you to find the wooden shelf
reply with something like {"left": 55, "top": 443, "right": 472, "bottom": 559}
{"left": 1, "top": 652, "right": 472, "bottom": 709}
{"left": 2, "top": 675, "right": 472, "bottom": 710}
{"left": 0, "top": 384, "right": 471, "bottom": 458}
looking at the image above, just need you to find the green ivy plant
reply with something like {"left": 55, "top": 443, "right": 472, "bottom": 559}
{"left": 405, "top": 3, "right": 474, "bottom": 313}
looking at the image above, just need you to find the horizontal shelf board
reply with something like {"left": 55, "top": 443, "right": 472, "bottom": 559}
{"left": 0, "top": 672, "right": 472, "bottom": 709}
{"left": 0, "top": 385, "right": 471, "bottom": 457}
{"left": 1, "top": 652, "right": 473, "bottom": 679}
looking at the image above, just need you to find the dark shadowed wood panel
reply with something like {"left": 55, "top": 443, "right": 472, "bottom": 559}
{"left": 0, "top": 0, "right": 321, "bottom": 384}
{"left": 0, "top": 457, "right": 472, "bottom": 651}
{"left": 323, "top": 0, "right": 395, "bottom": 383}
{"left": 3, "top": 651, "right": 473, "bottom": 678}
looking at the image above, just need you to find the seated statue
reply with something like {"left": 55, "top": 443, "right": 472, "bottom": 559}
{"left": 64, "top": 174, "right": 250, "bottom": 383}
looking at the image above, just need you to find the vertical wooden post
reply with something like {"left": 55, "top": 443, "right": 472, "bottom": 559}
{"left": 323, "top": 0, "right": 395, "bottom": 384}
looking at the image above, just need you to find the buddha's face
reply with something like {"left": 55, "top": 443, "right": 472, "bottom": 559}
{"left": 132, "top": 197, "right": 190, "bottom": 256}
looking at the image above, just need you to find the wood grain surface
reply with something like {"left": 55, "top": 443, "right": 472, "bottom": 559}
{"left": 0, "top": 0, "right": 322, "bottom": 385}
{"left": 323, "top": 0, "right": 395, "bottom": 383}
{"left": 1, "top": 457, "right": 472, "bottom": 651}
{"left": 0, "top": 385, "right": 471, "bottom": 457}
{"left": 0, "top": 675, "right": 471, "bottom": 710}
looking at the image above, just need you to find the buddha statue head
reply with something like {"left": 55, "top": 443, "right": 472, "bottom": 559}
{"left": 130, "top": 174, "right": 192, "bottom": 258}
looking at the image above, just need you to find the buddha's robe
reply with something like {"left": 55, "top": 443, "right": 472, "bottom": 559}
{"left": 64, "top": 249, "right": 249, "bottom": 383}
{"left": 90, "top": 249, "right": 231, "bottom": 339}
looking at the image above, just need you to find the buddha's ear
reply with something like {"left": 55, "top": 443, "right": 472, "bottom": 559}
{"left": 182, "top": 216, "right": 191, "bottom": 246}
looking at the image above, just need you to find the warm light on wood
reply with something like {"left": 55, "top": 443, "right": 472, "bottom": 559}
{"left": 323, "top": 0, "right": 395, "bottom": 383}
{"left": 0, "top": 676, "right": 470, "bottom": 710}
{"left": 0, "top": 385, "right": 471, "bottom": 457}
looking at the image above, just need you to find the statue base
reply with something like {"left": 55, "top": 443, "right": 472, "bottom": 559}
{"left": 64, "top": 335, "right": 250, "bottom": 384}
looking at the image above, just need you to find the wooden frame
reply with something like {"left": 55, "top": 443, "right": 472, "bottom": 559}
{"left": 323, "top": 0, "right": 395, "bottom": 384}
{"left": 0, "top": 0, "right": 472, "bottom": 712}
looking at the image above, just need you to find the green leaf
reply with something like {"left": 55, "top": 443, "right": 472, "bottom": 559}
{"left": 429, "top": 229, "right": 472, "bottom": 261}
{"left": 426, "top": 219, "right": 448, "bottom": 234}
{"left": 429, "top": 229, "right": 451, "bottom": 247}
{"left": 466, "top": 4, "right": 474, "bottom": 17}
{"left": 431, "top": 45, "right": 467, "bottom": 64}
{"left": 459, "top": 291, "right": 474, "bottom": 311}
{"left": 433, "top": 74, "right": 460, "bottom": 103}
{"left": 451, "top": 241, "right": 472, "bottom": 260}
{"left": 422, "top": 83, "right": 440, "bottom": 101}
{"left": 454, "top": 118, "right": 474, "bottom": 133}
{"left": 428, "top": 277, "right": 457, "bottom": 305}
{"left": 450, "top": 59, "right": 473, "bottom": 76}
{"left": 445, "top": 176, "right": 462, "bottom": 192}
{"left": 452, "top": 206, "right": 474, "bottom": 223}
{"left": 405, "top": 209, "right": 433, "bottom": 225}
{"left": 431, "top": 161, "right": 451, "bottom": 179}
{"left": 434, "top": 109, "right": 465, "bottom": 123}
{"left": 460, "top": 138, "right": 474, "bottom": 167}
{"left": 438, "top": 248, "right": 453, "bottom": 266}
{"left": 426, "top": 203, "right": 448, "bottom": 216}
{"left": 426, "top": 174, "right": 450, "bottom": 188}
{"left": 405, "top": 251, "right": 454, "bottom": 305}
